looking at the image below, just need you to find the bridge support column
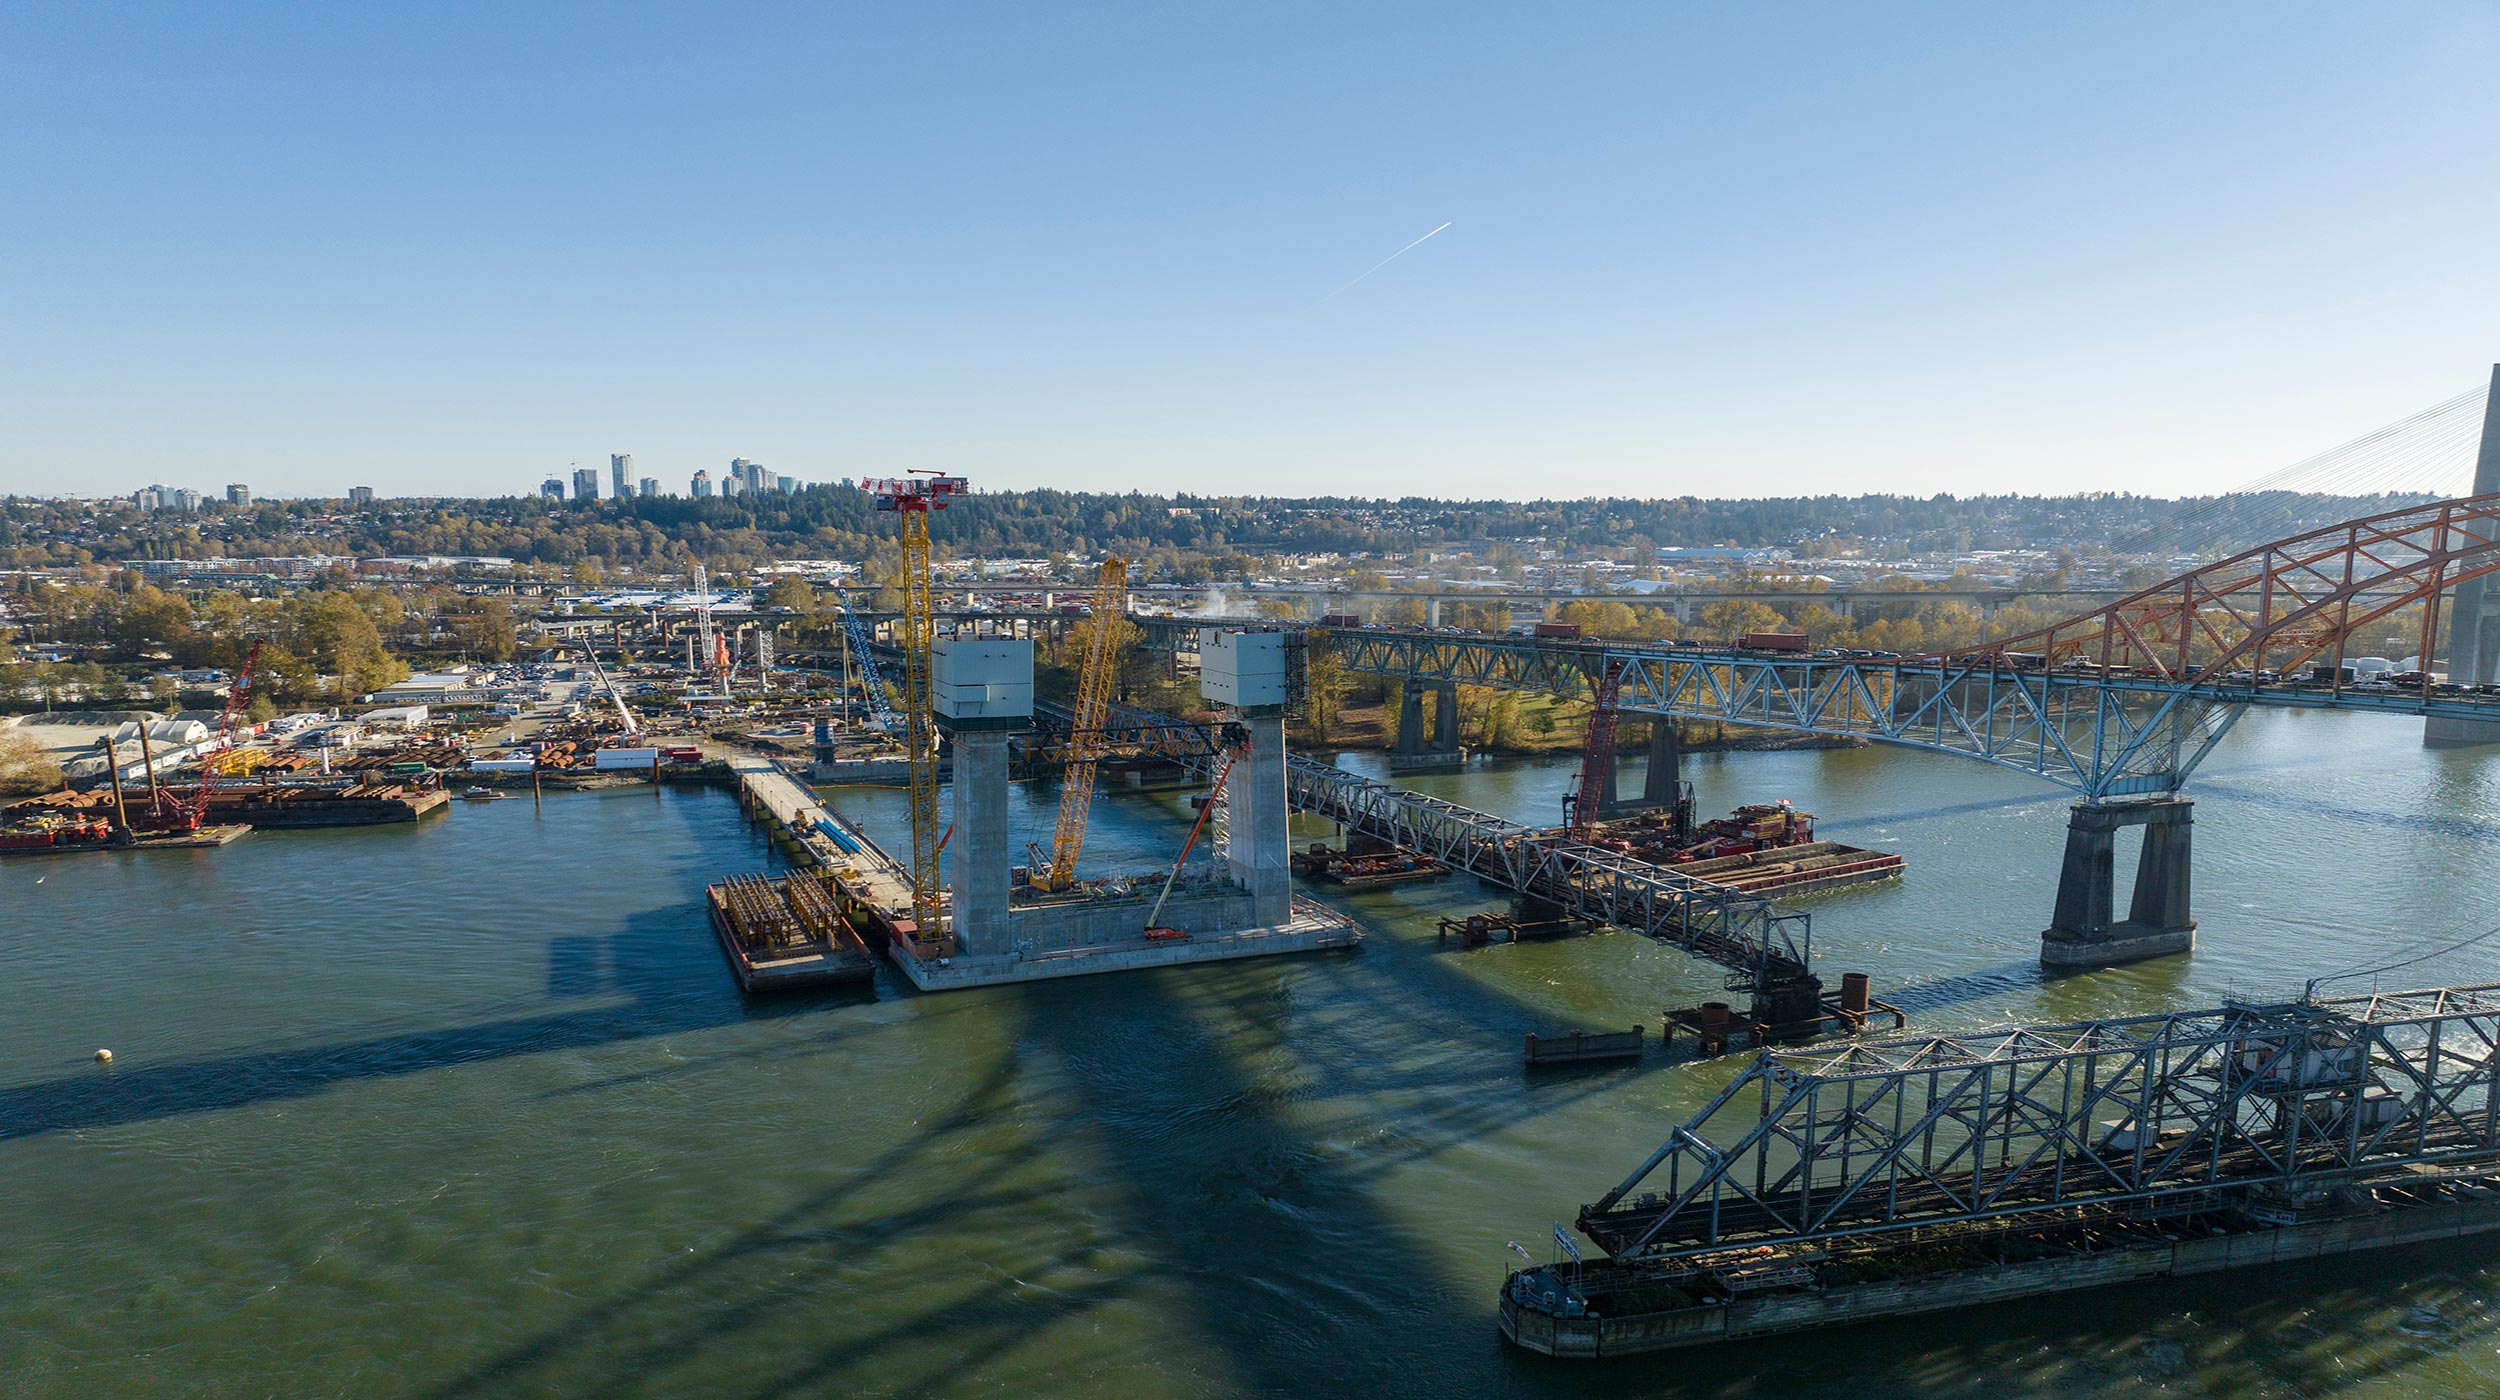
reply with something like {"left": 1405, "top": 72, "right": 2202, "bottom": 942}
{"left": 1426, "top": 597, "right": 1442, "bottom": 628}
{"left": 2040, "top": 797, "right": 2195, "bottom": 968}
{"left": 1597, "top": 719, "right": 1683, "bottom": 820}
{"left": 1389, "top": 680, "right": 1466, "bottom": 770}
{"left": 1226, "top": 710, "right": 1293, "bottom": 927}
{"left": 2429, "top": 366, "right": 2500, "bottom": 747}
{"left": 946, "top": 729, "right": 1015, "bottom": 955}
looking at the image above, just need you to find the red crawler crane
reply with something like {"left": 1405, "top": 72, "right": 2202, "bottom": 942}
{"left": 180, "top": 641, "right": 261, "bottom": 833}
{"left": 1565, "top": 657, "right": 1624, "bottom": 841}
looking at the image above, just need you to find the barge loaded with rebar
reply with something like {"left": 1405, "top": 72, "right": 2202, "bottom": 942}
{"left": 706, "top": 871, "right": 877, "bottom": 992}
{"left": 1501, "top": 982, "right": 2500, "bottom": 1357}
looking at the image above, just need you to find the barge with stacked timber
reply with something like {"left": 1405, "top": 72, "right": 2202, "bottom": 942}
{"left": 706, "top": 871, "right": 877, "bottom": 992}
{"left": 1501, "top": 982, "right": 2500, "bottom": 1357}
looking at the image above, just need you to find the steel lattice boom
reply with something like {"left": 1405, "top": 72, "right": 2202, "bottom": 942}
{"left": 863, "top": 473, "right": 968, "bottom": 951}
{"left": 1034, "top": 557, "right": 1131, "bottom": 891}
{"left": 1580, "top": 984, "right": 2500, "bottom": 1263}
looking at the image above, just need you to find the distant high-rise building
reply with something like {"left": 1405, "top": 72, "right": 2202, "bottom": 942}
{"left": 542, "top": 478, "right": 566, "bottom": 500}
{"left": 611, "top": 453, "right": 631, "bottom": 499}
{"left": 170, "top": 487, "right": 203, "bottom": 512}
{"left": 132, "top": 485, "right": 163, "bottom": 511}
{"left": 721, "top": 472, "right": 743, "bottom": 497}
{"left": 225, "top": 483, "right": 251, "bottom": 507}
{"left": 638, "top": 477, "right": 658, "bottom": 498}
{"left": 691, "top": 470, "right": 713, "bottom": 498}
{"left": 779, "top": 477, "right": 801, "bottom": 495}
{"left": 348, "top": 485, "right": 376, "bottom": 506}
{"left": 572, "top": 468, "right": 599, "bottom": 501}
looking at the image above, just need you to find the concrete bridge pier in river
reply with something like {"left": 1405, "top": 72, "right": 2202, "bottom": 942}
{"left": 2040, "top": 796, "right": 2196, "bottom": 968}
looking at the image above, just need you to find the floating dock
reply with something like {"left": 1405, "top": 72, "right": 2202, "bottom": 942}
{"left": 1502, "top": 982, "right": 2500, "bottom": 1357}
{"left": 706, "top": 871, "right": 876, "bottom": 992}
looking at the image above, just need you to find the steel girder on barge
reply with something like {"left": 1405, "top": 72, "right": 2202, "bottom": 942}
{"left": 1578, "top": 983, "right": 2500, "bottom": 1264}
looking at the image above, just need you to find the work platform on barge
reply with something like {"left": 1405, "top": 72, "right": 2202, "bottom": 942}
{"left": 1502, "top": 982, "right": 2500, "bottom": 1357}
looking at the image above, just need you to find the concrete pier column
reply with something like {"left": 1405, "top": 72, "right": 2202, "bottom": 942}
{"left": 1431, "top": 682, "right": 1461, "bottom": 754}
{"left": 1641, "top": 718, "right": 1682, "bottom": 808}
{"left": 933, "top": 637, "right": 1035, "bottom": 956}
{"left": 2041, "top": 797, "right": 2196, "bottom": 967}
{"left": 1227, "top": 711, "right": 1292, "bottom": 926}
{"left": 1426, "top": 596, "right": 1442, "bottom": 628}
{"left": 1395, "top": 684, "right": 1426, "bottom": 758}
{"left": 2428, "top": 365, "right": 2500, "bottom": 747}
{"left": 1201, "top": 630, "right": 1295, "bottom": 927}
{"left": 947, "top": 730, "right": 1013, "bottom": 953}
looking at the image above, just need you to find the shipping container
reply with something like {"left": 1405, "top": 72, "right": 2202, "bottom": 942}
{"left": 592, "top": 747, "right": 662, "bottom": 770}
{"left": 1532, "top": 622, "right": 1582, "bottom": 639}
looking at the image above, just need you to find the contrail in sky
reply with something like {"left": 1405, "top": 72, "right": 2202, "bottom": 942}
{"left": 1326, "top": 221, "right": 1453, "bottom": 298}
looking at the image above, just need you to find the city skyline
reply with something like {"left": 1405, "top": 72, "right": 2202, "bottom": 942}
{"left": 4, "top": 6, "right": 2498, "bottom": 500}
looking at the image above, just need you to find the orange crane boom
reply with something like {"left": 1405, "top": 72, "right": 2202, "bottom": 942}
{"left": 1032, "top": 557, "right": 1130, "bottom": 891}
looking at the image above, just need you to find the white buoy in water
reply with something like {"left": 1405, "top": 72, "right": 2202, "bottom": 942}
{"left": 94, "top": 1049, "right": 112, "bottom": 1064}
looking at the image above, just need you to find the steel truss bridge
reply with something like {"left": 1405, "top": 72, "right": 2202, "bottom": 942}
{"left": 1576, "top": 982, "right": 2500, "bottom": 1263}
{"left": 1146, "top": 495, "right": 2500, "bottom": 801}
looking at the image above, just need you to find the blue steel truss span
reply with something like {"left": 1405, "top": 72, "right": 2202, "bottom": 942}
{"left": 1577, "top": 982, "right": 2500, "bottom": 1262}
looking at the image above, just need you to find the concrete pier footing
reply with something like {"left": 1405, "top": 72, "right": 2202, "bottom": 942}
{"left": 2040, "top": 796, "right": 2196, "bottom": 967}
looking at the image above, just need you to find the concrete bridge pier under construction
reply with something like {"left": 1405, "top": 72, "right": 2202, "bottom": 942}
{"left": 894, "top": 633, "right": 1351, "bottom": 992}
{"left": 2039, "top": 796, "right": 2195, "bottom": 967}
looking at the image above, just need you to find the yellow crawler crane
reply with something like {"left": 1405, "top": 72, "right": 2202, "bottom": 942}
{"left": 862, "top": 472, "right": 969, "bottom": 953}
{"left": 1031, "top": 557, "right": 1131, "bottom": 891}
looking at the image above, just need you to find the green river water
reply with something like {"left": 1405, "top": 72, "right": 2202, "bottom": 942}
{"left": 11, "top": 708, "right": 2500, "bottom": 1398}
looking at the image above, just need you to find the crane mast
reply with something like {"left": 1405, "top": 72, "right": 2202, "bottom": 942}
{"left": 863, "top": 472, "right": 968, "bottom": 952}
{"left": 1032, "top": 556, "right": 1130, "bottom": 891}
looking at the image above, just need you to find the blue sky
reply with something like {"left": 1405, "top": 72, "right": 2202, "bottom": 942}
{"left": 4, "top": 4, "right": 2498, "bottom": 501}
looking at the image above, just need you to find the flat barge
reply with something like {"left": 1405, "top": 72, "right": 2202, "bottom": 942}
{"left": 705, "top": 871, "right": 877, "bottom": 992}
{"left": 1291, "top": 841, "right": 1448, "bottom": 887}
{"left": 0, "top": 821, "right": 251, "bottom": 856}
{"left": 1570, "top": 803, "right": 1903, "bottom": 897}
{"left": 1502, "top": 982, "right": 2500, "bottom": 1357}
{"left": 22, "top": 781, "right": 450, "bottom": 829}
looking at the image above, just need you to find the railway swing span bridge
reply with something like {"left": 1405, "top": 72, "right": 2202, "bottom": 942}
{"left": 1137, "top": 487, "right": 2500, "bottom": 972}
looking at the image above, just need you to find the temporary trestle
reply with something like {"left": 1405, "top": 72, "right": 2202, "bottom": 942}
{"left": 1577, "top": 983, "right": 2500, "bottom": 1264}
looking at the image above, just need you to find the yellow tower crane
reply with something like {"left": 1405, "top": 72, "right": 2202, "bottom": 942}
{"left": 862, "top": 471, "right": 968, "bottom": 952}
{"left": 1031, "top": 556, "right": 1131, "bottom": 891}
